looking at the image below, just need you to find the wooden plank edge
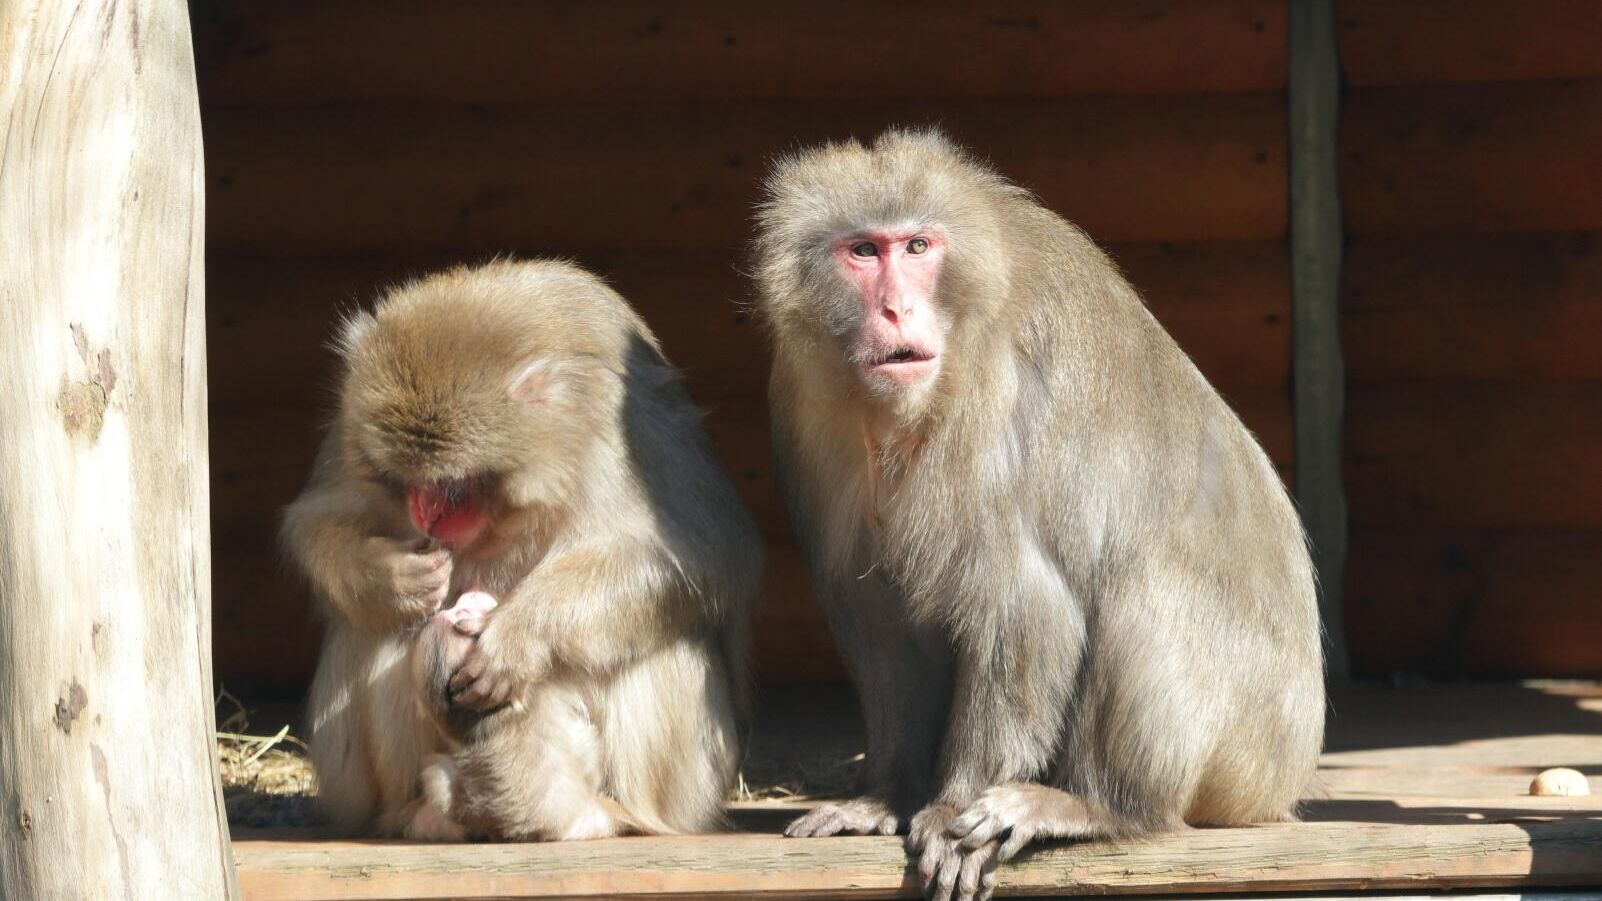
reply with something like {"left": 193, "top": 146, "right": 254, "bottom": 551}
{"left": 233, "top": 818, "right": 1602, "bottom": 901}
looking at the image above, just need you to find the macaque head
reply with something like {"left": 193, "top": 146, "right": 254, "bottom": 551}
{"left": 413, "top": 591, "right": 499, "bottom": 735}
{"left": 335, "top": 262, "right": 616, "bottom": 551}
{"left": 755, "top": 128, "right": 1015, "bottom": 414}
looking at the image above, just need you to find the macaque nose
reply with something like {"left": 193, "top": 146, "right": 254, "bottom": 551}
{"left": 880, "top": 293, "right": 912, "bottom": 323}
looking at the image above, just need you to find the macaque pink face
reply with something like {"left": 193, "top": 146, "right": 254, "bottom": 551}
{"left": 407, "top": 478, "right": 490, "bottom": 550}
{"left": 833, "top": 227, "right": 947, "bottom": 392}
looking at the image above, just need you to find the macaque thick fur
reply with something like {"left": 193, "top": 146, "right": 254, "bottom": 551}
{"left": 282, "top": 259, "right": 761, "bottom": 838}
{"left": 755, "top": 130, "right": 1324, "bottom": 900}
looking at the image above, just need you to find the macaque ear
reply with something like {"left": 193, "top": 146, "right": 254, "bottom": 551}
{"left": 507, "top": 358, "right": 564, "bottom": 405}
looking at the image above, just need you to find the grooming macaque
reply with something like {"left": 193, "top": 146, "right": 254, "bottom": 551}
{"left": 281, "top": 259, "right": 760, "bottom": 838}
{"left": 755, "top": 130, "right": 1324, "bottom": 901}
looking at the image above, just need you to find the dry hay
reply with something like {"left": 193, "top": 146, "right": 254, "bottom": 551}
{"left": 216, "top": 690, "right": 320, "bottom": 829}
{"left": 216, "top": 686, "right": 862, "bottom": 829}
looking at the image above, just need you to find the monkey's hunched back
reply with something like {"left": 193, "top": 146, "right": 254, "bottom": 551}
{"left": 756, "top": 129, "right": 1322, "bottom": 894}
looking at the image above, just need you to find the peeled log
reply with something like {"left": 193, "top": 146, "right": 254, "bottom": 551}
{"left": 0, "top": 1, "right": 239, "bottom": 898}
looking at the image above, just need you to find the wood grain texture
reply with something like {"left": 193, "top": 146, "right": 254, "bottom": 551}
{"left": 1343, "top": 234, "right": 1602, "bottom": 383}
{"left": 230, "top": 677, "right": 1602, "bottom": 898}
{"left": 193, "top": 0, "right": 1286, "bottom": 105}
{"left": 1347, "top": 529, "right": 1602, "bottom": 677}
{"left": 233, "top": 817, "right": 1602, "bottom": 900}
{"left": 1342, "top": 80, "right": 1602, "bottom": 237}
{"left": 1339, "top": 0, "right": 1602, "bottom": 87}
{"left": 1345, "top": 384, "right": 1602, "bottom": 529}
{"left": 203, "top": 95, "right": 1286, "bottom": 254}
{"left": 0, "top": 0, "right": 239, "bottom": 897}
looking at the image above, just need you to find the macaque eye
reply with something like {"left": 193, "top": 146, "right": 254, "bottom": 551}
{"left": 851, "top": 241, "right": 878, "bottom": 258}
{"left": 906, "top": 238, "right": 930, "bottom": 255}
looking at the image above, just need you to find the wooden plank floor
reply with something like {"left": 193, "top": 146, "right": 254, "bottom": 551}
{"left": 232, "top": 681, "right": 1602, "bottom": 900}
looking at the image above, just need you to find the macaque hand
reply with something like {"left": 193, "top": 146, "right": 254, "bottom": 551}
{"left": 784, "top": 796, "right": 899, "bottom": 837}
{"left": 448, "top": 611, "right": 551, "bottom": 711}
{"left": 366, "top": 536, "right": 453, "bottom": 622}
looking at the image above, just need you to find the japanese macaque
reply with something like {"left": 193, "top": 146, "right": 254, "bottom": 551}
{"left": 754, "top": 129, "right": 1324, "bottom": 901}
{"left": 281, "top": 259, "right": 760, "bottom": 838}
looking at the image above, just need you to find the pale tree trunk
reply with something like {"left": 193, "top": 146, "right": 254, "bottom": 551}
{"left": 0, "top": 1, "right": 238, "bottom": 898}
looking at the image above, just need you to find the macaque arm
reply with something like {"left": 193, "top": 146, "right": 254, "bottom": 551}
{"left": 932, "top": 545, "right": 1082, "bottom": 809}
{"left": 281, "top": 429, "right": 447, "bottom": 632}
{"left": 494, "top": 541, "right": 697, "bottom": 676}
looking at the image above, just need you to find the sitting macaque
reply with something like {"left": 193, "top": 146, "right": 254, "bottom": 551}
{"left": 281, "top": 259, "right": 761, "bottom": 838}
{"left": 754, "top": 129, "right": 1325, "bottom": 901}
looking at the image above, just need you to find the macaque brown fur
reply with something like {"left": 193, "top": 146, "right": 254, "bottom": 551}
{"left": 754, "top": 130, "right": 1324, "bottom": 901}
{"left": 282, "top": 259, "right": 760, "bottom": 838}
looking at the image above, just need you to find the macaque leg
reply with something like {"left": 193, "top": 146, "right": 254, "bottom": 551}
{"left": 456, "top": 687, "right": 630, "bottom": 841}
{"left": 787, "top": 572, "right": 952, "bottom": 837}
{"left": 305, "top": 633, "right": 376, "bottom": 832}
{"left": 307, "top": 628, "right": 426, "bottom": 834}
{"left": 405, "top": 755, "right": 468, "bottom": 841}
{"left": 596, "top": 637, "right": 739, "bottom": 835}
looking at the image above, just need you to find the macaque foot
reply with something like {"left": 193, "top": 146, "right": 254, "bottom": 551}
{"left": 404, "top": 756, "right": 468, "bottom": 842}
{"left": 784, "top": 797, "right": 899, "bottom": 837}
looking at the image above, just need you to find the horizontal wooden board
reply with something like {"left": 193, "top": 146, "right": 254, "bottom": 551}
{"left": 194, "top": 0, "right": 1286, "bottom": 105}
{"left": 230, "top": 680, "right": 1602, "bottom": 898}
{"left": 1342, "top": 80, "right": 1602, "bottom": 237}
{"left": 1339, "top": 0, "right": 1602, "bottom": 87}
{"left": 206, "top": 241, "right": 1290, "bottom": 406}
{"left": 1346, "top": 528, "right": 1602, "bottom": 678}
{"left": 1343, "top": 233, "right": 1602, "bottom": 382}
{"left": 203, "top": 95, "right": 1286, "bottom": 254}
{"left": 233, "top": 816, "right": 1602, "bottom": 900}
{"left": 1345, "top": 383, "right": 1602, "bottom": 529}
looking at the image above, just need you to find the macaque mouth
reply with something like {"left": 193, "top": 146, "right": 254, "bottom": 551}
{"left": 407, "top": 477, "right": 490, "bottom": 549}
{"left": 867, "top": 346, "right": 937, "bottom": 368}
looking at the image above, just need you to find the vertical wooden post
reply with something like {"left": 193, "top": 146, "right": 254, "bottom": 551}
{"left": 0, "top": 1, "right": 239, "bottom": 897}
{"left": 1288, "top": 0, "right": 1349, "bottom": 678}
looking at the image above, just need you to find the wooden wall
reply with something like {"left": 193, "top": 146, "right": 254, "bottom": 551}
{"left": 1338, "top": 1, "right": 1602, "bottom": 676}
{"left": 195, "top": 1, "right": 1290, "bottom": 694}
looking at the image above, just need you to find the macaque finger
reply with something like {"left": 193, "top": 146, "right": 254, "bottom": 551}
{"left": 398, "top": 549, "right": 451, "bottom": 575}
{"left": 957, "top": 843, "right": 999, "bottom": 901}
{"left": 448, "top": 654, "right": 484, "bottom": 694}
{"left": 928, "top": 842, "right": 961, "bottom": 901}
{"left": 998, "top": 827, "right": 1034, "bottom": 862}
{"left": 954, "top": 816, "right": 1003, "bottom": 850}
{"left": 451, "top": 615, "right": 486, "bottom": 637}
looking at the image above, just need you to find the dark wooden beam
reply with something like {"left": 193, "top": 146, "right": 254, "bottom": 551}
{"left": 1288, "top": 0, "right": 1349, "bottom": 677}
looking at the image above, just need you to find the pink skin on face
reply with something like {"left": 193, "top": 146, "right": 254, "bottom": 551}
{"left": 833, "top": 228, "right": 946, "bottom": 390}
{"left": 407, "top": 481, "right": 489, "bottom": 550}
